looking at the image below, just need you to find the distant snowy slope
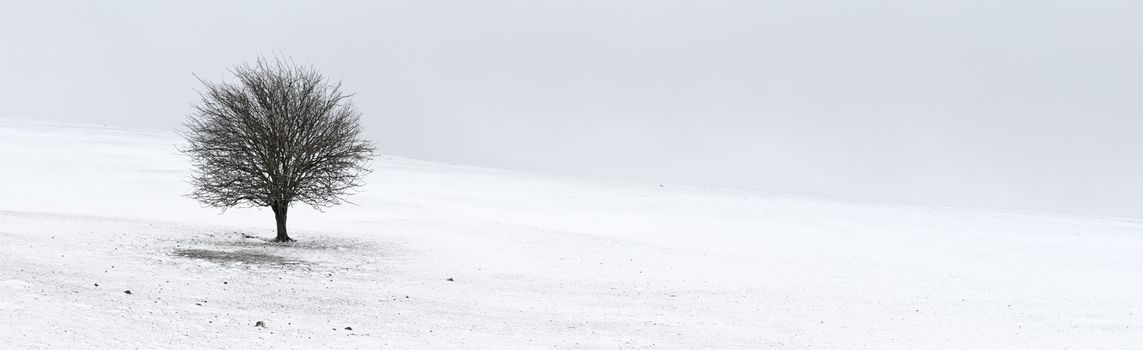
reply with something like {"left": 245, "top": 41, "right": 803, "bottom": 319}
{"left": 1, "top": 119, "right": 1141, "bottom": 348}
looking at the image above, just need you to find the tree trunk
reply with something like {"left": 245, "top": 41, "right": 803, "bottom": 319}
{"left": 272, "top": 204, "right": 293, "bottom": 242}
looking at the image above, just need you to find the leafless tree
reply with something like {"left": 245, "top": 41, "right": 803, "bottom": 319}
{"left": 182, "top": 58, "right": 374, "bottom": 242}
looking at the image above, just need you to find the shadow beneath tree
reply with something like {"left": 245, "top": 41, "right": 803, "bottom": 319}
{"left": 172, "top": 248, "right": 308, "bottom": 267}
{"left": 197, "top": 232, "right": 382, "bottom": 251}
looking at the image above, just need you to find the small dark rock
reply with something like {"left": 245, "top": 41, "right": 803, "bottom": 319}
{"left": 345, "top": 327, "right": 353, "bottom": 331}
{"left": 255, "top": 321, "right": 265, "bottom": 327}
{"left": 446, "top": 278, "right": 454, "bottom": 282}
{"left": 124, "top": 290, "right": 132, "bottom": 295}
{"left": 223, "top": 281, "right": 228, "bottom": 285}
{"left": 94, "top": 283, "right": 99, "bottom": 287}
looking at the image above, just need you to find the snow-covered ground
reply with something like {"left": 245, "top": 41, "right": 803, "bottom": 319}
{"left": 1, "top": 119, "right": 1140, "bottom": 349}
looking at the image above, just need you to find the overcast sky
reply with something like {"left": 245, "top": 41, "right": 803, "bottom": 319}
{"left": 2, "top": 0, "right": 1142, "bottom": 217}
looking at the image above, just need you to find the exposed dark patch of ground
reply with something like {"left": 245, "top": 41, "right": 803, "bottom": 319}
{"left": 181, "top": 230, "right": 384, "bottom": 252}
{"left": 172, "top": 248, "right": 308, "bottom": 266}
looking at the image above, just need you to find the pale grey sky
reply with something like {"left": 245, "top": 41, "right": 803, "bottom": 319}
{"left": 2, "top": 0, "right": 1141, "bottom": 217}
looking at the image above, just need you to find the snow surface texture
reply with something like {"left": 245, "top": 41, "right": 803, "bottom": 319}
{"left": 0, "top": 119, "right": 1140, "bottom": 349}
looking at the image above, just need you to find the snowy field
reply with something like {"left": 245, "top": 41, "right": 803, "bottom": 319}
{"left": 1, "top": 119, "right": 1141, "bottom": 349}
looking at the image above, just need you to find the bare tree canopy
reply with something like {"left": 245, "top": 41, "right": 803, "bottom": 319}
{"left": 182, "top": 57, "right": 374, "bottom": 242}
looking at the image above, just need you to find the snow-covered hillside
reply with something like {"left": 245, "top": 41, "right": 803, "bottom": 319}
{"left": 1, "top": 119, "right": 1140, "bottom": 348}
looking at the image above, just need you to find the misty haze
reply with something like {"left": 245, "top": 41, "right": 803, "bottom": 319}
{"left": 1, "top": 1, "right": 1141, "bottom": 348}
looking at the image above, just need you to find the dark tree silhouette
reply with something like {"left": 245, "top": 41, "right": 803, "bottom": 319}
{"left": 182, "top": 58, "right": 374, "bottom": 242}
